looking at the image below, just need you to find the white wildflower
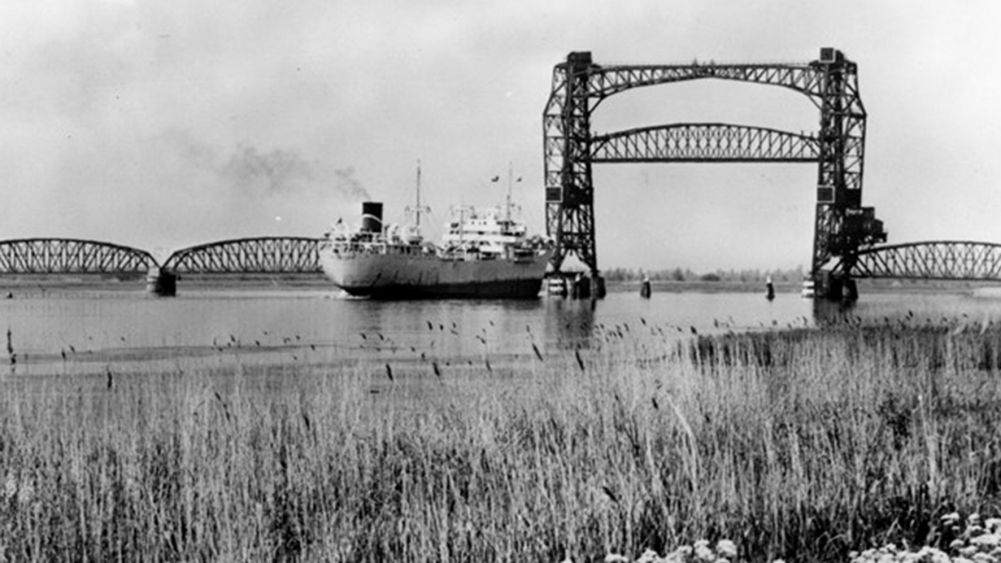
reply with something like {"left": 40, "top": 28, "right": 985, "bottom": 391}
{"left": 877, "top": 552, "right": 896, "bottom": 563}
{"left": 694, "top": 544, "right": 714, "bottom": 562}
{"left": 943, "top": 512, "right": 962, "bottom": 525}
{"left": 606, "top": 554, "right": 628, "bottom": 563}
{"left": 962, "top": 547, "right": 980, "bottom": 557}
{"left": 3, "top": 475, "right": 15, "bottom": 500}
{"left": 716, "top": 539, "right": 737, "bottom": 559}
{"left": 973, "top": 535, "right": 1001, "bottom": 548}
{"left": 973, "top": 514, "right": 984, "bottom": 525}
{"left": 953, "top": 539, "right": 968, "bottom": 550}
{"left": 635, "top": 549, "right": 660, "bottom": 563}
{"left": 665, "top": 545, "right": 693, "bottom": 563}
{"left": 914, "top": 546, "right": 945, "bottom": 563}
{"left": 930, "top": 548, "right": 954, "bottom": 563}
{"left": 16, "top": 480, "right": 33, "bottom": 504}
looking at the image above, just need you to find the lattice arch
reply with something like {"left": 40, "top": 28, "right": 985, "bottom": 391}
{"left": 852, "top": 241, "right": 1001, "bottom": 280}
{"left": 162, "top": 237, "right": 322, "bottom": 274}
{"left": 0, "top": 238, "right": 157, "bottom": 274}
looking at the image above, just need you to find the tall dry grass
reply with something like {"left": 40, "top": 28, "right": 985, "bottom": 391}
{"left": 1, "top": 319, "right": 1001, "bottom": 562}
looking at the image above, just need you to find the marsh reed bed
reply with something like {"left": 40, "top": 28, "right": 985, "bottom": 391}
{"left": 2, "top": 316, "right": 1001, "bottom": 562}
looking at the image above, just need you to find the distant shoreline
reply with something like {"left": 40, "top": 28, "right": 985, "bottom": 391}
{"left": 0, "top": 274, "right": 997, "bottom": 296}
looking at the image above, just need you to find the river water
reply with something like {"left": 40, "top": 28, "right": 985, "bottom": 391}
{"left": 1, "top": 281, "right": 1000, "bottom": 377}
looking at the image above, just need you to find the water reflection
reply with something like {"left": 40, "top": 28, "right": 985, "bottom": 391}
{"left": 811, "top": 298, "right": 858, "bottom": 327}
{"left": 810, "top": 288, "right": 1001, "bottom": 328}
{"left": 335, "top": 298, "right": 553, "bottom": 360}
{"left": 543, "top": 297, "right": 596, "bottom": 349}
{"left": 3, "top": 285, "right": 1000, "bottom": 376}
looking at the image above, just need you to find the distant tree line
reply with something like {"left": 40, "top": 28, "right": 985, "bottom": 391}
{"left": 602, "top": 266, "right": 806, "bottom": 283}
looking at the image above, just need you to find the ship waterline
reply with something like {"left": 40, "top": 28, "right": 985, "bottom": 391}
{"left": 321, "top": 251, "right": 550, "bottom": 299}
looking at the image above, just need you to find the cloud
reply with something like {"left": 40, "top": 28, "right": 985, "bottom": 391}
{"left": 1, "top": 1, "right": 1000, "bottom": 270}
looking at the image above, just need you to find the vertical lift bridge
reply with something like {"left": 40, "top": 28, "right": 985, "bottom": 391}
{"left": 543, "top": 48, "right": 887, "bottom": 298}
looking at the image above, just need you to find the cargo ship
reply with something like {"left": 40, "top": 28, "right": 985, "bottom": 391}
{"left": 319, "top": 173, "right": 553, "bottom": 299}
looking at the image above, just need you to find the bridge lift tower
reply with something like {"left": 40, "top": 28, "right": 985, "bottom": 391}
{"left": 542, "top": 48, "right": 887, "bottom": 299}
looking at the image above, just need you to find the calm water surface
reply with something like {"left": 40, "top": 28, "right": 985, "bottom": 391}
{"left": 1, "top": 283, "right": 1000, "bottom": 376}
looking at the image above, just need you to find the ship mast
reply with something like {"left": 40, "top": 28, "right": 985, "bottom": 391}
{"left": 406, "top": 160, "right": 430, "bottom": 239}
{"left": 505, "top": 161, "right": 513, "bottom": 223}
{"left": 415, "top": 161, "right": 422, "bottom": 231}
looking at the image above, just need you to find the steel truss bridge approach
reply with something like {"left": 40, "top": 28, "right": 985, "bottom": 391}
{"left": 542, "top": 48, "right": 1001, "bottom": 298}
{"left": 3, "top": 237, "right": 1001, "bottom": 289}
{"left": 0, "top": 238, "right": 322, "bottom": 277}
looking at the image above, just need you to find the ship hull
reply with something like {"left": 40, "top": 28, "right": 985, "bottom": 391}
{"left": 320, "top": 249, "right": 551, "bottom": 299}
{"left": 357, "top": 277, "right": 544, "bottom": 299}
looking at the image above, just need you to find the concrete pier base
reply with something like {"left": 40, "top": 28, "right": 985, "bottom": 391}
{"left": 814, "top": 271, "right": 858, "bottom": 302}
{"left": 146, "top": 267, "right": 177, "bottom": 296}
{"left": 546, "top": 272, "right": 606, "bottom": 299}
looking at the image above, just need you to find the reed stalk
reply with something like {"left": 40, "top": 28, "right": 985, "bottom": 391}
{"left": 0, "top": 322, "right": 1000, "bottom": 561}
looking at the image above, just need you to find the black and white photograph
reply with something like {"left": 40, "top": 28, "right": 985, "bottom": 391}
{"left": 1, "top": 1, "right": 1000, "bottom": 561}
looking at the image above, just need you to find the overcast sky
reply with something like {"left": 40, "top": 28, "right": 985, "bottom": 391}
{"left": 1, "top": 0, "right": 998, "bottom": 271}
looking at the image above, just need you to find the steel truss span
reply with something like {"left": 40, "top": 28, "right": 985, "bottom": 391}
{"left": 0, "top": 238, "right": 156, "bottom": 274}
{"left": 853, "top": 242, "right": 1001, "bottom": 281}
{"left": 543, "top": 48, "right": 884, "bottom": 281}
{"left": 590, "top": 123, "right": 820, "bottom": 162}
{"left": 162, "top": 237, "right": 322, "bottom": 274}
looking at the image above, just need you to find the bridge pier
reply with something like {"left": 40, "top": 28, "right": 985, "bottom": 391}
{"left": 816, "top": 271, "right": 858, "bottom": 302}
{"left": 546, "top": 272, "right": 606, "bottom": 299}
{"left": 146, "top": 267, "right": 177, "bottom": 296}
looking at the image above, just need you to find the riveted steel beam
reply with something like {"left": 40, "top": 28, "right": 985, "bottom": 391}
{"left": 590, "top": 123, "right": 820, "bottom": 162}
{"left": 0, "top": 238, "right": 156, "bottom": 274}
{"left": 162, "top": 237, "right": 322, "bottom": 274}
{"left": 852, "top": 241, "right": 1001, "bottom": 280}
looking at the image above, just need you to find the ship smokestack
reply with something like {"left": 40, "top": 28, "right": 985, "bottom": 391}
{"left": 361, "top": 202, "right": 383, "bottom": 233}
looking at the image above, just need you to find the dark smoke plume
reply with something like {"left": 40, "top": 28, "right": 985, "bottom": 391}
{"left": 164, "top": 132, "right": 372, "bottom": 200}
{"left": 333, "top": 167, "right": 371, "bottom": 201}
{"left": 222, "top": 145, "right": 312, "bottom": 193}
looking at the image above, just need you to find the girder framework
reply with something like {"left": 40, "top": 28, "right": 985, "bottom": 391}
{"left": 582, "top": 62, "right": 825, "bottom": 99}
{"left": 0, "top": 239, "right": 156, "bottom": 274}
{"left": 542, "top": 48, "right": 885, "bottom": 280}
{"left": 162, "top": 237, "right": 321, "bottom": 274}
{"left": 590, "top": 124, "right": 820, "bottom": 162}
{"left": 852, "top": 242, "right": 1001, "bottom": 281}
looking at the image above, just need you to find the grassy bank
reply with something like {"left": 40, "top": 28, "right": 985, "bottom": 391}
{"left": 2, "top": 319, "right": 1001, "bottom": 562}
